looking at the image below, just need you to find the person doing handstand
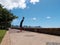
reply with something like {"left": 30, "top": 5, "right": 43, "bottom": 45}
{"left": 20, "top": 17, "right": 25, "bottom": 32}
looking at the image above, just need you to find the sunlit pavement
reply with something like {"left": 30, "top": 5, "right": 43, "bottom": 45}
{"left": 1, "top": 29, "right": 60, "bottom": 45}
{"left": 9, "top": 29, "right": 60, "bottom": 45}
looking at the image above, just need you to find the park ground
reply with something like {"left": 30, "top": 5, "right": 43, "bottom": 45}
{"left": 0, "top": 29, "right": 60, "bottom": 45}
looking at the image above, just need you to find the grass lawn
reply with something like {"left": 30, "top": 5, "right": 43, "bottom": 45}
{"left": 0, "top": 30, "right": 7, "bottom": 43}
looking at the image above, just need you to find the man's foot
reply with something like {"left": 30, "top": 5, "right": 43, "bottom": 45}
{"left": 20, "top": 30, "right": 22, "bottom": 32}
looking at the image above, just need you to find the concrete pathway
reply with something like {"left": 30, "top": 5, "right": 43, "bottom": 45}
{"left": 9, "top": 29, "right": 60, "bottom": 45}
{"left": 1, "top": 29, "right": 60, "bottom": 45}
{"left": 0, "top": 31, "right": 10, "bottom": 45}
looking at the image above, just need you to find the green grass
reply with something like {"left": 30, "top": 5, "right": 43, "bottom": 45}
{"left": 0, "top": 30, "right": 7, "bottom": 43}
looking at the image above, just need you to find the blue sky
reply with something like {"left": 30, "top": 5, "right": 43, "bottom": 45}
{"left": 0, "top": 0, "right": 60, "bottom": 28}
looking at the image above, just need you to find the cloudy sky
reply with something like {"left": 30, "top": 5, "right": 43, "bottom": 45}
{"left": 0, "top": 0, "right": 60, "bottom": 28}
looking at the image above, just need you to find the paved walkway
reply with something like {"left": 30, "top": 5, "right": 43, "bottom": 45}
{"left": 1, "top": 29, "right": 60, "bottom": 45}
{"left": 0, "top": 31, "right": 10, "bottom": 45}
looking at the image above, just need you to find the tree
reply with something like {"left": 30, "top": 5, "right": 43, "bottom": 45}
{"left": 0, "top": 4, "right": 18, "bottom": 29}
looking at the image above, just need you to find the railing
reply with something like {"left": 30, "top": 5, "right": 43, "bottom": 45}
{"left": 11, "top": 27, "right": 60, "bottom": 36}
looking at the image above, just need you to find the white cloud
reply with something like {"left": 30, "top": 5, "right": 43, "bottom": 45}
{"left": 0, "top": 0, "right": 26, "bottom": 10}
{"left": 46, "top": 16, "right": 51, "bottom": 19}
{"left": 30, "top": 0, "right": 39, "bottom": 4}
{"left": 32, "top": 17, "right": 37, "bottom": 21}
{"left": 0, "top": 0, "right": 26, "bottom": 9}
{"left": 0, "top": 0, "right": 40, "bottom": 10}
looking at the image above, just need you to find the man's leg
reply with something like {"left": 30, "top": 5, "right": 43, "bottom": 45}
{"left": 20, "top": 27, "right": 22, "bottom": 32}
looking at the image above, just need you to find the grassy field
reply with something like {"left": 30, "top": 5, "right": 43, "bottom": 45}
{"left": 0, "top": 30, "right": 7, "bottom": 43}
